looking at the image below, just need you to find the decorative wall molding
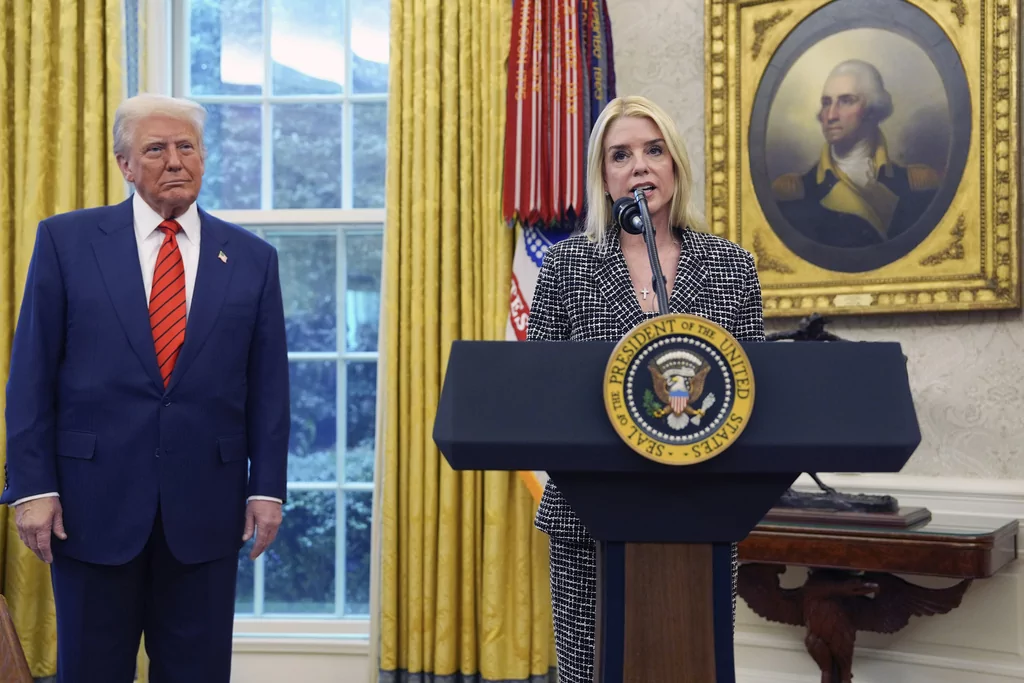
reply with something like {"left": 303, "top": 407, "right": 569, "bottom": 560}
{"left": 737, "top": 668, "right": 818, "bottom": 683}
{"left": 791, "top": 472, "right": 1024, "bottom": 519}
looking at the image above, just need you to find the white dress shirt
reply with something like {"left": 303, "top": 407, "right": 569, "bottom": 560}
{"left": 14, "top": 195, "right": 281, "bottom": 506}
{"left": 135, "top": 192, "right": 201, "bottom": 314}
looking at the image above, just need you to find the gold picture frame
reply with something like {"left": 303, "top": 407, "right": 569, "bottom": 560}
{"left": 704, "top": 0, "right": 1020, "bottom": 316}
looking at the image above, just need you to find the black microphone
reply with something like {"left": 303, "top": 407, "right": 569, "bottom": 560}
{"left": 610, "top": 191, "right": 670, "bottom": 315}
{"left": 612, "top": 196, "right": 644, "bottom": 235}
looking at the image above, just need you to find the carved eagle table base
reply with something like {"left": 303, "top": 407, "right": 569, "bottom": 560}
{"left": 735, "top": 516, "right": 1018, "bottom": 682}
{"left": 737, "top": 564, "right": 969, "bottom": 683}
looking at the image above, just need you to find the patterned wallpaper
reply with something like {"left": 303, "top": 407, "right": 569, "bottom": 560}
{"left": 605, "top": 0, "right": 1024, "bottom": 479}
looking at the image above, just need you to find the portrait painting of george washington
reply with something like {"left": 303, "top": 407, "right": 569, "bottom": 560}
{"left": 746, "top": 1, "right": 971, "bottom": 273}
{"left": 707, "top": 0, "right": 1018, "bottom": 316}
{"left": 771, "top": 58, "right": 942, "bottom": 250}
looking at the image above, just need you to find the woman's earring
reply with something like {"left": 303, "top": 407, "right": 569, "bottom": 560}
{"left": 604, "top": 191, "right": 612, "bottom": 202}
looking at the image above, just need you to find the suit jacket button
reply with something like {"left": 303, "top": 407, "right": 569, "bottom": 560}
{"left": 163, "top": 400, "right": 171, "bottom": 407}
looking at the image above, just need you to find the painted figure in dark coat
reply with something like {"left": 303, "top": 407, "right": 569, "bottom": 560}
{"left": 772, "top": 59, "right": 939, "bottom": 248}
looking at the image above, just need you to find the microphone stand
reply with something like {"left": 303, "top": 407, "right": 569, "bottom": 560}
{"left": 633, "top": 188, "right": 671, "bottom": 315}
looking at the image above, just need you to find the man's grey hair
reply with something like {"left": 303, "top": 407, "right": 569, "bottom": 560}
{"left": 824, "top": 59, "right": 894, "bottom": 124}
{"left": 113, "top": 93, "right": 207, "bottom": 158}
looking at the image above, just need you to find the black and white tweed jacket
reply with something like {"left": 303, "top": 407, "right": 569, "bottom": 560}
{"left": 526, "top": 225, "right": 766, "bottom": 542}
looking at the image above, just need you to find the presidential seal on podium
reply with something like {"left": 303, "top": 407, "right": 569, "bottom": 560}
{"left": 603, "top": 314, "right": 755, "bottom": 465}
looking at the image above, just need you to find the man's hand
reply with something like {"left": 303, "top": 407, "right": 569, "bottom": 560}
{"left": 15, "top": 497, "right": 67, "bottom": 564}
{"left": 242, "top": 499, "right": 282, "bottom": 560}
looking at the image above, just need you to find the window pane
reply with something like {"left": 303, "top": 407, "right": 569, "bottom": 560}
{"left": 272, "top": 104, "right": 342, "bottom": 209}
{"left": 200, "top": 103, "right": 262, "bottom": 210}
{"left": 287, "top": 361, "right": 337, "bottom": 483}
{"left": 345, "top": 231, "right": 383, "bottom": 352}
{"left": 235, "top": 542, "right": 255, "bottom": 614}
{"left": 268, "top": 232, "right": 337, "bottom": 352}
{"left": 271, "top": 0, "right": 344, "bottom": 95}
{"left": 264, "top": 490, "right": 337, "bottom": 614}
{"left": 126, "top": 0, "right": 141, "bottom": 97}
{"left": 189, "top": 0, "right": 263, "bottom": 96}
{"left": 351, "top": 0, "right": 389, "bottom": 94}
{"left": 345, "top": 361, "right": 376, "bottom": 483}
{"left": 352, "top": 103, "right": 387, "bottom": 209}
{"left": 344, "top": 491, "right": 373, "bottom": 615}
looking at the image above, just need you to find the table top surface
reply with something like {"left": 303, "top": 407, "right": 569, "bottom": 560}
{"left": 752, "top": 515, "right": 1019, "bottom": 541}
{"left": 740, "top": 514, "right": 1019, "bottom": 578}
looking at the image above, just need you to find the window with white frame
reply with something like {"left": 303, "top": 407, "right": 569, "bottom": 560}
{"left": 167, "top": 0, "right": 388, "bottom": 624}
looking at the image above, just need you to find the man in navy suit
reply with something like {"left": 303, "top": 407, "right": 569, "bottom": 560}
{"left": 1, "top": 93, "right": 290, "bottom": 682}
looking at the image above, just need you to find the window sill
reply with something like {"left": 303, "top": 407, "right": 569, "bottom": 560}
{"left": 232, "top": 632, "right": 370, "bottom": 655}
{"left": 232, "top": 618, "right": 371, "bottom": 655}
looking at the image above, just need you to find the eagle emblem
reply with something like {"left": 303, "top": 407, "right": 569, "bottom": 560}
{"left": 645, "top": 349, "right": 717, "bottom": 430}
{"left": 603, "top": 313, "right": 754, "bottom": 464}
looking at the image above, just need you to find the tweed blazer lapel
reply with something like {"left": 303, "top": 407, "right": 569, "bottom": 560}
{"left": 593, "top": 229, "right": 648, "bottom": 334}
{"left": 670, "top": 228, "right": 709, "bottom": 314}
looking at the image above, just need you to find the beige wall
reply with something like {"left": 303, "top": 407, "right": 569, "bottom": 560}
{"left": 606, "top": 0, "right": 1024, "bottom": 480}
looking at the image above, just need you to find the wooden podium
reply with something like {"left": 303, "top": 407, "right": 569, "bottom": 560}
{"left": 433, "top": 339, "right": 920, "bottom": 683}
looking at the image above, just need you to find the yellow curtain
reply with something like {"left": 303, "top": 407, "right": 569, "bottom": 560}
{"left": 377, "top": 0, "right": 556, "bottom": 680}
{"left": 0, "top": 0, "right": 125, "bottom": 676}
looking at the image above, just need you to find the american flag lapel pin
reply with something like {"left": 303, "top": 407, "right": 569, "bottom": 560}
{"left": 218, "top": 250, "right": 228, "bottom": 263}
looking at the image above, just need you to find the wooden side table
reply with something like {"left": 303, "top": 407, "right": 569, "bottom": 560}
{"left": 736, "top": 515, "right": 1019, "bottom": 683}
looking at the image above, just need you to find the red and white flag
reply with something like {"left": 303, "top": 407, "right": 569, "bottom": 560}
{"left": 503, "top": 0, "right": 617, "bottom": 503}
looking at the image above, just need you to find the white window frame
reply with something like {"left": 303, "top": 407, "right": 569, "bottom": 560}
{"left": 141, "top": 0, "right": 386, "bottom": 652}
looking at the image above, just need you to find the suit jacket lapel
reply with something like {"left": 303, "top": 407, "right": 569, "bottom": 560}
{"left": 92, "top": 198, "right": 165, "bottom": 391}
{"left": 670, "top": 228, "right": 709, "bottom": 314}
{"left": 594, "top": 229, "right": 648, "bottom": 334}
{"left": 167, "top": 209, "right": 233, "bottom": 392}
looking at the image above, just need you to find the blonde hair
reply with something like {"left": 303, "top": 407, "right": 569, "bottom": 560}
{"left": 113, "top": 93, "right": 207, "bottom": 158}
{"left": 582, "top": 95, "right": 705, "bottom": 245}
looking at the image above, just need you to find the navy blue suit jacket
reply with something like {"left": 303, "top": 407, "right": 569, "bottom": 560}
{"left": 1, "top": 197, "right": 290, "bottom": 566}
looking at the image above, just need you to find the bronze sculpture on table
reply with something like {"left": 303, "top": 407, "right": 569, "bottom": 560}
{"left": 738, "top": 563, "right": 970, "bottom": 683}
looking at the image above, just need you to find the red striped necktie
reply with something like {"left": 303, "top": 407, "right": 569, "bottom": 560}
{"left": 150, "top": 219, "right": 187, "bottom": 388}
